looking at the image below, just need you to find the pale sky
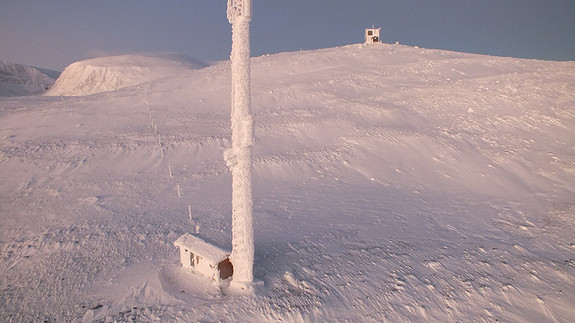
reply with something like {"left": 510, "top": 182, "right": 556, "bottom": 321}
{"left": 1, "top": 0, "right": 574, "bottom": 71}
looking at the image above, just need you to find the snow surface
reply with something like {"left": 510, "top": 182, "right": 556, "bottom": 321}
{"left": 1, "top": 43, "right": 574, "bottom": 322}
{"left": 0, "top": 60, "right": 59, "bottom": 97}
{"left": 44, "top": 53, "right": 208, "bottom": 96}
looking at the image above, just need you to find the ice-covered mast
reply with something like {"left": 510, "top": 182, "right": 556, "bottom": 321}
{"left": 226, "top": 0, "right": 254, "bottom": 290}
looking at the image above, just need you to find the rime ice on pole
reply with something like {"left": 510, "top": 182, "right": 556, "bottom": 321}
{"left": 173, "top": 0, "right": 255, "bottom": 292}
{"left": 226, "top": 0, "right": 255, "bottom": 291}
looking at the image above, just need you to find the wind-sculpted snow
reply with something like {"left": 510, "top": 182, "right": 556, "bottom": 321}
{"left": 1, "top": 44, "right": 574, "bottom": 322}
{"left": 45, "top": 53, "right": 208, "bottom": 96}
{"left": 0, "top": 60, "right": 59, "bottom": 97}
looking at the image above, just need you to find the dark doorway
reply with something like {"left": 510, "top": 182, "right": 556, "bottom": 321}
{"left": 218, "top": 258, "right": 234, "bottom": 279}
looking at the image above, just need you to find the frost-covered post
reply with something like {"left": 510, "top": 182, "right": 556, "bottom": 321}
{"left": 226, "top": 0, "right": 254, "bottom": 290}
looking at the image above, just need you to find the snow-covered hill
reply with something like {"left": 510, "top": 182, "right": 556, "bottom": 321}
{"left": 0, "top": 60, "right": 59, "bottom": 97}
{"left": 1, "top": 44, "right": 574, "bottom": 322}
{"left": 45, "top": 53, "right": 208, "bottom": 96}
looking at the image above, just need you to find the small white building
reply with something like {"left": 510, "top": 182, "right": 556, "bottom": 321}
{"left": 365, "top": 28, "right": 381, "bottom": 44}
{"left": 174, "top": 233, "right": 233, "bottom": 283}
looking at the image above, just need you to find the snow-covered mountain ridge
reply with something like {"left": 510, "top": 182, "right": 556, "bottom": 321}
{"left": 45, "top": 53, "right": 208, "bottom": 96}
{"left": 0, "top": 60, "right": 59, "bottom": 97}
{"left": 1, "top": 44, "right": 574, "bottom": 322}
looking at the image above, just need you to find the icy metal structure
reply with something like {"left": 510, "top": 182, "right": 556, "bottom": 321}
{"left": 226, "top": 0, "right": 254, "bottom": 290}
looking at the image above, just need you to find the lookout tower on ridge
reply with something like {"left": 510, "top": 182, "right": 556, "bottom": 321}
{"left": 365, "top": 28, "right": 381, "bottom": 44}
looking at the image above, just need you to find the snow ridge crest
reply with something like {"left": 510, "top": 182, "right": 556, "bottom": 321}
{"left": 45, "top": 53, "right": 208, "bottom": 97}
{"left": 0, "top": 60, "right": 59, "bottom": 97}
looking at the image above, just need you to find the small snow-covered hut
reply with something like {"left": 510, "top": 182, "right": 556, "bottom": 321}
{"left": 174, "top": 233, "right": 233, "bottom": 283}
{"left": 365, "top": 28, "right": 381, "bottom": 43}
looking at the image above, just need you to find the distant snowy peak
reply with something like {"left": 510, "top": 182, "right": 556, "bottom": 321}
{"left": 0, "top": 60, "right": 60, "bottom": 97}
{"left": 45, "top": 53, "right": 209, "bottom": 96}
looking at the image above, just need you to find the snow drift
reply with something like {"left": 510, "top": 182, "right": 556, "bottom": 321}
{"left": 1, "top": 44, "right": 574, "bottom": 322}
{"left": 0, "top": 60, "right": 59, "bottom": 97}
{"left": 45, "top": 53, "right": 208, "bottom": 96}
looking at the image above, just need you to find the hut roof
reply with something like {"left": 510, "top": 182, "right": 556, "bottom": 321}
{"left": 174, "top": 233, "right": 230, "bottom": 264}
